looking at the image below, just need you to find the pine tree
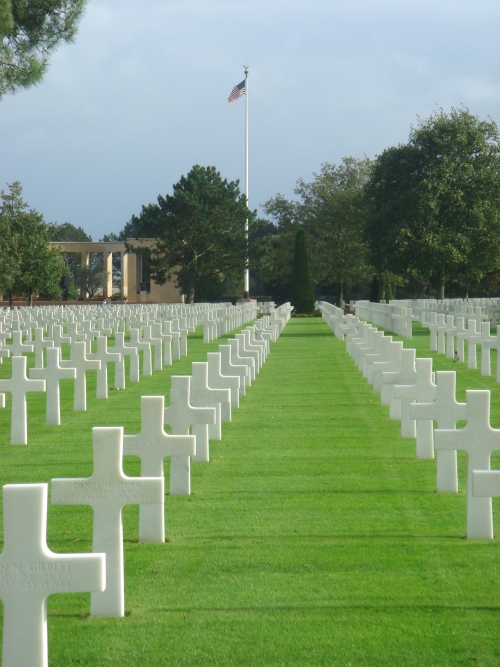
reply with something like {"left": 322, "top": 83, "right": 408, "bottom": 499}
{"left": 289, "top": 227, "right": 315, "bottom": 313}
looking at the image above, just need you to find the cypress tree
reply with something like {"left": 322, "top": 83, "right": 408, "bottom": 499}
{"left": 289, "top": 227, "right": 315, "bottom": 313}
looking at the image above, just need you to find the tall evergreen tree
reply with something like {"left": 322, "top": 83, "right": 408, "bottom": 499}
{"left": 289, "top": 228, "right": 315, "bottom": 313}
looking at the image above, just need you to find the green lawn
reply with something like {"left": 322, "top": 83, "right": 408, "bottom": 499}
{"left": 0, "top": 318, "right": 499, "bottom": 666}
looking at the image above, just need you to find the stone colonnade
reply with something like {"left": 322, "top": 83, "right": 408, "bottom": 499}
{"left": 49, "top": 239, "right": 183, "bottom": 303}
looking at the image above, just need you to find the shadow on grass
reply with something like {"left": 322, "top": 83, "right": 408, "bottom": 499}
{"left": 282, "top": 332, "right": 333, "bottom": 338}
{"left": 150, "top": 603, "right": 500, "bottom": 613}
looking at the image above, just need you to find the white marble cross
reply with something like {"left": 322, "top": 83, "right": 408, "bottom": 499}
{"left": 60, "top": 341, "right": 101, "bottom": 411}
{"left": 0, "top": 483, "right": 105, "bottom": 667}
{"left": 88, "top": 336, "right": 122, "bottom": 399}
{"left": 5, "top": 330, "right": 34, "bottom": 357}
{"left": 236, "top": 331, "right": 263, "bottom": 371}
{"left": 372, "top": 340, "right": 403, "bottom": 399}
{"left": 0, "top": 356, "right": 46, "bottom": 444}
{"left": 473, "top": 321, "right": 495, "bottom": 376}
{"left": 162, "top": 321, "right": 181, "bottom": 360}
{"left": 453, "top": 317, "right": 467, "bottom": 362}
{"left": 51, "top": 426, "right": 163, "bottom": 616}
{"left": 32, "top": 328, "right": 54, "bottom": 369}
{"left": 382, "top": 348, "right": 417, "bottom": 424}
{"left": 364, "top": 335, "right": 393, "bottom": 386}
{"left": 191, "top": 361, "right": 231, "bottom": 454}
{"left": 435, "top": 315, "right": 448, "bottom": 355}
{"left": 170, "top": 319, "right": 188, "bottom": 356}
{"left": 123, "top": 396, "right": 195, "bottom": 542}
{"left": 394, "top": 358, "right": 437, "bottom": 457}
{"left": 151, "top": 322, "right": 172, "bottom": 366}
{"left": 472, "top": 468, "right": 500, "bottom": 537}
{"left": 112, "top": 332, "right": 139, "bottom": 384}
{"left": 235, "top": 332, "right": 261, "bottom": 372}
{"left": 140, "top": 325, "right": 163, "bottom": 370}
{"left": 410, "top": 371, "right": 466, "bottom": 491}
{"left": 425, "top": 312, "right": 439, "bottom": 351}
{"left": 48, "top": 324, "right": 72, "bottom": 351}
{"left": 444, "top": 315, "right": 456, "bottom": 358}
{"left": 129, "top": 329, "right": 152, "bottom": 376}
{"left": 228, "top": 339, "right": 256, "bottom": 381}
{"left": 246, "top": 326, "right": 269, "bottom": 360}
{"left": 434, "top": 390, "right": 500, "bottom": 538}
{"left": 30, "top": 347, "right": 77, "bottom": 425}
{"left": 164, "top": 376, "right": 216, "bottom": 494}
{"left": 219, "top": 345, "right": 249, "bottom": 395}
{"left": 206, "top": 351, "right": 240, "bottom": 409}
{"left": 459, "top": 319, "right": 479, "bottom": 369}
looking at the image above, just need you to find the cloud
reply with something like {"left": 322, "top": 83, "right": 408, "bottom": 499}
{"left": 0, "top": 0, "right": 498, "bottom": 238}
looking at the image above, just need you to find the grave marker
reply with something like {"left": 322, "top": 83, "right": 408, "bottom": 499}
{"left": 88, "top": 336, "right": 122, "bottom": 399}
{"left": 191, "top": 361, "right": 231, "bottom": 446}
{"left": 410, "top": 371, "right": 466, "bottom": 491}
{"left": 60, "top": 341, "right": 101, "bottom": 411}
{"left": 0, "top": 483, "right": 105, "bottom": 667}
{"left": 30, "top": 347, "right": 77, "bottom": 425}
{"left": 206, "top": 351, "right": 240, "bottom": 410}
{"left": 164, "top": 376, "right": 216, "bottom": 494}
{"left": 123, "top": 396, "right": 195, "bottom": 542}
{"left": 394, "top": 358, "right": 436, "bottom": 458}
{"left": 434, "top": 390, "right": 500, "bottom": 538}
{"left": 0, "top": 356, "right": 46, "bottom": 444}
{"left": 51, "top": 427, "right": 163, "bottom": 616}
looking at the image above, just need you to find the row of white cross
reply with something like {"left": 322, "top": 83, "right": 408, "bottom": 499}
{"left": 0, "top": 303, "right": 292, "bottom": 667}
{"left": 0, "top": 302, "right": 260, "bottom": 354}
{"left": 0, "top": 303, "right": 266, "bottom": 444}
{"left": 320, "top": 301, "right": 500, "bottom": 543}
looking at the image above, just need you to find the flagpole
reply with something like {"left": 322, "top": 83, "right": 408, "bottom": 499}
{"left": 244, "top": 64, "right": 250, "bottom": 299}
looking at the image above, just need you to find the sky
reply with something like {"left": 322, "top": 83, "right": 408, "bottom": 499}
{"left": 0, "top": 0, "right": 499, "bottom": 240}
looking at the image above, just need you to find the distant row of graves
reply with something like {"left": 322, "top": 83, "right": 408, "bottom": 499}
{"left": 0, "top": 300, "right": 292, "bottom": 667}
{"left": 321, "top": 298, "right": 500, "bottom": 541}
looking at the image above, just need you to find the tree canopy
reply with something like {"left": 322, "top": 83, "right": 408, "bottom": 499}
{"left": 0, "top": 0, "right": 87, "bottom": 98}
{"left": 1, "top": 182, "right": 65, "bottom": 304}
{"left": 128, "top": 165, "right": 256, "bottom": 303}
{"left": 365, "top": 108, "right": 500, "bottom": 298}
{"left": 289, "top": 228, "right": 315, "bottom": 314}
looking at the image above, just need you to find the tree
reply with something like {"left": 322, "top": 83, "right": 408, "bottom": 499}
{"left": 0, "top": 0, "right": 87, "bottom": 98}
{"left": 296, "top": 157, "right": 373, "bottom": 307}
{"left": 0, "top": 182, "right": 65, "bottom": 305}
{"left": 365, "top": 108, "right": 500, "bottom": 299}
{"left": 289, "top": 228, "right": 315, "bottom": 314}
{"left": 50, "top": 221, "right": 91, "bottom": 298}
{"left": 259, "top": 194, "right": 300, "bottom": 303}
{"left": 128, "top": 165, "right": 256, "bottom": 304}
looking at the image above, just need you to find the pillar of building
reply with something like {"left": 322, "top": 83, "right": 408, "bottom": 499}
{"left": 126, "top": 252, "right": 137, "bottom": 303}
{"left": 104, "top": 252, "right": 113, "bottom": 298}
{"left": 121, "top": 252, "right": 129, "bottom": 299}
{"left": 80, "top": 252, "right": 90, "bottom": 299}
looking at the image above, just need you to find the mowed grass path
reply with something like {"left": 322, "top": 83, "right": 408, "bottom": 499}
{"left": 0, "top": 317, "right": 499, "bottom": 666}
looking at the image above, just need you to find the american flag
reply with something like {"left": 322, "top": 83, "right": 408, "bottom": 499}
{"left": 228, "top": 79, "right": 246, "bottom": 103}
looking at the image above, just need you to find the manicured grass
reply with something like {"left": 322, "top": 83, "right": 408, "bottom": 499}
{"left": 0, "top": 318, "right": 499, "bottom": 666}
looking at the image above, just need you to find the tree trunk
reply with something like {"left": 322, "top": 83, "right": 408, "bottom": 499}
{"left": 378, "top": 281, "right": 386, "bottom": 302}
{"left": 337, "top": 281, "right": 344, "bottom": 309}
{"left": 8, "top": 291, "right": 13, "bottom": 308}
{"left": 28, "top": 288, "right": 33, "bottom": 307}
{"left": 436, "top": 267, "right": 445, "bottom": 300}
{"left": 370, "top": 278, "right": 379, "bottom": 303}
{"left": 186, "top": 285, "right": 195, "bottom": 304}
{"left": 418, "top": 279, "right": 430, "bottom": 298}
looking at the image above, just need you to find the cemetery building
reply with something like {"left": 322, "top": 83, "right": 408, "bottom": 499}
{"left": 49, "top": 238, "right": 184, "bottom": 303}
